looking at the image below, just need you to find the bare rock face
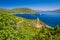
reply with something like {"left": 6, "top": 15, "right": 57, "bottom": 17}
{"left": 36, "top": 18, "right": 46, "bottom": 28}
{"left": 36, "top": 22, "right": 46, "bottom": 28}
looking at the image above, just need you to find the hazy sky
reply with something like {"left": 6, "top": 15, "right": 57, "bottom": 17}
{"left": 0, "top": 0, "right": 60, "bottom": 10}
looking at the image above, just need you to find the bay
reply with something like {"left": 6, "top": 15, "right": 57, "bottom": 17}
{"left": 14, "top": 12, "right": 60, "bottom": 27}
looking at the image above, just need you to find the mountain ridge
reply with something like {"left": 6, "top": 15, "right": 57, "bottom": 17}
{"left": 0, "top": 8, "right": 37, "bottom": 14}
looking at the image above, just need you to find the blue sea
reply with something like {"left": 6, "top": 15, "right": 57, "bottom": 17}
{"left": 14, "top": 12, "right": 60, "bottom": 27}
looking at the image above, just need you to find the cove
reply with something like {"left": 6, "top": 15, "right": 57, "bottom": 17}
{"left": 14, "top": 12, "right": 60, "bottom": 27}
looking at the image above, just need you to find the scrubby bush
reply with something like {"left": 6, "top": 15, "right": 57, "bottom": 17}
{"left": 0, "top": 13, "right": 60, "bottom": 40}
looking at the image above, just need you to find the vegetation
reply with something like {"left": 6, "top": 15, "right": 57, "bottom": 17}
{"left": 11, "top": 8, "right": 36, "bottom": 14}
{"left": 0, "top": 9, "right": 60, "bottom": 40}
{"left": 0, "top": 8, "right": 36, "bottom": 14}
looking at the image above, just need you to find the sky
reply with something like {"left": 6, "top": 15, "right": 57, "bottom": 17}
{"left": 0, "top": 0, "right": 60, "bottom": 10}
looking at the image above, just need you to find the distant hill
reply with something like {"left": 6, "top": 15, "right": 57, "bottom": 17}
{"left": 11, "top": 8, "right": 36, "bottom": 14}
{"left": 0, "top": 8, "right": 10, "bottom": 12}
{"left": 45, "top": 9, "right": 60, "bottom": 12}
{"left": 0, "top": 8, "right": 37, "bottom": 14}
{"left": 53, "top": 9, "right": 60, "bottom": 12}
{"left": 0, "top": 8, "right": 11, "bottom": 14}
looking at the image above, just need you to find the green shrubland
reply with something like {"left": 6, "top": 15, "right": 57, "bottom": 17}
{"left": 0, "top": 13, "right": 60, "bottom": 40}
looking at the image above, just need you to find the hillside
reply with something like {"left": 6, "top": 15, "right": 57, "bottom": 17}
{"left": 0, "top": 8, "right": 36, "bottom": 14}
{"left": 0, "top": 13, "right": 45, "bottom": 29}
{"left": 0, "top": 13, "right": 60, "bottom": 40}
{"left": 11, "top": 8, "right": 36, "bottom": 14}
{"left": 0, "top": 8, "right": 60, "bottom": 40}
